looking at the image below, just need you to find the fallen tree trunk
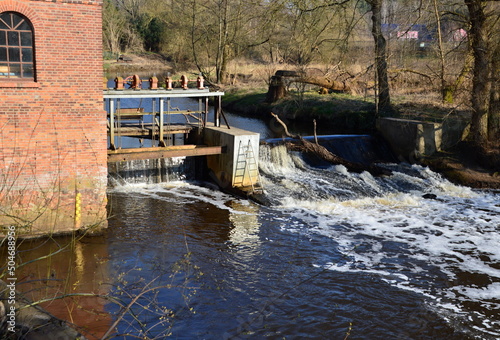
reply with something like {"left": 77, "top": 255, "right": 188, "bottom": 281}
{"left": 270, "top": 112, "right": 392, "bottom": 177}
{"left": 265, "top": 70, "right": 352, "bottom": 103}
{"left": 297, "top": 76, "right": 351, "bottom": 94}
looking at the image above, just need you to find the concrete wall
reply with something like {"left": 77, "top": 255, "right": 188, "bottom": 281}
{"left": 0, "top": 0, "right": 107, "bottom": 236}
{"left": 377, "top": 117, "right": 469, "bottom": 162}
{"left": 202, "top": 124, "right": 260, "bottom": 189}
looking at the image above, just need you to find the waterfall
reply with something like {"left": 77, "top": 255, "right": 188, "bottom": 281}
{"left": 108, "top": 156, "right": 199, "bottom": 186}
{"left": 258, "top": 134, "right": 476, "bottom": 205}
{"left": 263, "top": 134, "right": 397, "bottom": 166}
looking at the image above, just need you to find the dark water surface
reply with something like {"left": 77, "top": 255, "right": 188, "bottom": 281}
{"left": 103, "top": 102, "right": 500, "bottom": 339}
{"left": 105, "top": 165, "right": 499, "bottom": 339}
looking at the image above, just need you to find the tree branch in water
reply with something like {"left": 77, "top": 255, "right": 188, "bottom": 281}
{"left": 270, "top": 112, "right": 392, "bottom": 176}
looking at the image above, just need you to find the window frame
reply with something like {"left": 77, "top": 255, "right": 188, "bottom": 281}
{"left": 0, "top": 11, "right": 37, "bottom": 85}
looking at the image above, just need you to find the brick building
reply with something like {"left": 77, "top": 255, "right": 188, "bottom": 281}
{"left": 0, "top": 0, "right": 107, "bottom": 236}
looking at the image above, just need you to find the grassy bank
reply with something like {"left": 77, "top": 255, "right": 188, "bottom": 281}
{"left": 220, "top": 82, "right": 500, "bottom": 189}
{"left": 220, "top": 82, "right": 472, "bottom": 135}
{"left": 222, "top": 86, "right": 380, "bottom": 133}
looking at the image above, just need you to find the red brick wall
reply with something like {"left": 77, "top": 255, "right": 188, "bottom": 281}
{"left": 0, "top": 0, "right": 107, "bottom": 235}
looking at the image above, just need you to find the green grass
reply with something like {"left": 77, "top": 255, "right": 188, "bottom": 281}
{"left": 222, "top": 87, "right": 380, "bottom": 132}
{"left": 223, "top": 86, "right": 268, "bottom": 105}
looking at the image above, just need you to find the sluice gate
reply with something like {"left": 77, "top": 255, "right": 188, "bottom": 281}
{"left": 104, "top": 75, "right": 263, "bottom": 194}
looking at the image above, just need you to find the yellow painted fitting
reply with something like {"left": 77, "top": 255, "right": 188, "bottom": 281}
{"left": 75, "top": 193, "right": 82, "bottom": 222}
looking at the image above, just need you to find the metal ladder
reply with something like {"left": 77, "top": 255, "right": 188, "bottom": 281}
{"left": 234, "top": 140, "right": 264, "bottom": 194}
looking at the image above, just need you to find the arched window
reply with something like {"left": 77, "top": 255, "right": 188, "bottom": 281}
{"left": 0, "top": 12, "right": 34, "bottom": 80}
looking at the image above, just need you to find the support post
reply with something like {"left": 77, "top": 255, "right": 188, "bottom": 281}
{"left": 167, "top": 98, "right": 171, "bottom": 145}
{"left": 109, "top": 99, "right": 115, "bottom": 150}
{"left": 159, "top": 98, "right": 165, "bottom": 146}
{"left": 203, "top": 97, "right": 208, "bottom": 127}
{"left": 198, "top": 98, "right": 202, "bottom": 124}
{"left": 117, "top": 98, "right": 122, "bottom": 149}
{"left": 151, "top": 99, "right": 156, "bottom": 147}
{"left": 215, "top": 96, "right": 221, "bottom": 127}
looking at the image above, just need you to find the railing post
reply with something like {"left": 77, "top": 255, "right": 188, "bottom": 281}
{"left": 117, "top": 98, "right": 122, "bottom": 148}
{"left": 109, "top": 99, "right": 116, "bottom": 150}
{"left": 205, "top": 96, "right": 210, "bottom": 127}
{"left": 215, "top": 96, "right": 221, "bottom": 127}
{"left": 151, "top": 98, "right": 156, "bottom": 147}
{"left": 159, "top": 98, "right": 165, "bottom": 146}
{"left": 203, "top": 97, "right": 208, "bottom": 127}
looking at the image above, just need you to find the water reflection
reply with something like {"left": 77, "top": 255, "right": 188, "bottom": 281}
{"left": 1, "top": 235, "right": 111, "bottom": 339}
{"left": 228, "top": 201, "right": 262, "bottom": 249}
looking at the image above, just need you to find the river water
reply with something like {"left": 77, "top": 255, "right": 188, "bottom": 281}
{"left": 105, "top": 150, "right": 499, "bottom": 339}
{"left": 103, "top": 102, "right": 500, "bottom": 339}
{"left": 7, "top": 99, "right": 500, "bottom": 339}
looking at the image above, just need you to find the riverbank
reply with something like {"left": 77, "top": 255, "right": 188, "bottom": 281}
{"left": 222, "top": 85, "right": 500, "bottom": 189}
{"left": 222, "top": 86, "right": 378, "bottom": 133}
{"left": 421, "top": 144, "right": 500, "bottom": 189}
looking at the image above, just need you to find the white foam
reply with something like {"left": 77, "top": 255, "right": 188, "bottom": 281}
{"left": 111, "top": 181, "right": 251, "bottom": 215}
{"left": 266, "top": 159, "right": 500, "bottom": 337}
{"left": 454, "top": 282, "right": 500, "bottom": 301}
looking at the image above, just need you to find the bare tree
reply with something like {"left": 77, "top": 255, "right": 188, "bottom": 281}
{"left": 187, "top": 0, "right": 270, "bottom": 83}
{"left": 432, "top": 0, "right": 449, "bottom": 102}
{"left": 103, "top": 0, "right": 127, "bottom": 55}
{"left": 490, "top": 36, "right": 500, "bottom": 144}
{"left": 366, "top": 0, "right": 391, "bottom": 113}
{"left": 486, "top": 2, "right": 500, "bottom": 145}
{"left": 465, "top": 0, "right": 491, "bottom": 148}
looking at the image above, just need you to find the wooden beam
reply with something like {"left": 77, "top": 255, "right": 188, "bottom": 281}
{"left": 107, "top": 145, "right": 223, "bottom": 162}
{"left": 109, "top": 124, "right": 193, "bottom": 137}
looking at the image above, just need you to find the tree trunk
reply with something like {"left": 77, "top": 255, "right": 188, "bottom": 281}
{"left": 265, "top": 69, "right": 351, "bottom": 103}
{"left": 489, "top": 41, "right": 500, "bottom": 144}
{"left": 451, "top": 50, "right": 474, "bottom": 102}
{"left": 298, "top": 76, "right": 351, "bottom": 94}
{"left": 367, "top": 0, "right": 391, "bottom": 113}
{"left": 266, "top": 75, "right": 287, "bottom": 102}
{"left": 466, "top": 0, "right": 490, "bottom": 148}
{"left": 433, "top": 0, "right": 448, "bottom": 103}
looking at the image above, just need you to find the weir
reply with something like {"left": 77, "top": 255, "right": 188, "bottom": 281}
{"left": 264, "top": 134, "right": 397, "bottom": 166}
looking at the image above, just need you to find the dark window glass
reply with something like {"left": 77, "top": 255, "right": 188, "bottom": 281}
{"left": 22, "top": 64, "right": 33, "bottom": 77}
{"left": 0, "top": 13, "right": 10, "bottom": 28}
{"left": 9, "top": 47, "right": 20, "bottom": 62}
{"left": 9, "top": 63, "right": 20, "bottom": 76}
{"left": 20, "top": 32, "right": 31, "bottom": 46}
{"left": 22, "top": 48, "right": 31, "bottom": 62}
{"left": 0, "top": 47, "right": 6, "bottom": 61}
{"left": 18, "top": 21, "right": 30, "bottom": 31}
{"left": 0, "top": 12, "right": 34, "bottom": 79}
{"left": 7, "top": 31, "right": 18, "bottom": 45}
{"left": 12, "top": 14, "right": 23, "bottom": 28}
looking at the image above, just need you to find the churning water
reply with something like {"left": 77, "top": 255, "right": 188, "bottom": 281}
{"left": 106, "top": 137, "right": 500, "bottom": 339}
